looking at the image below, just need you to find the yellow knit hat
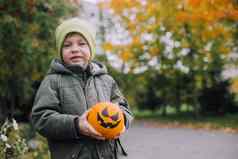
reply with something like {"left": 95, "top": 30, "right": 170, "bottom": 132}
{"left": 55, "top": 18, "right": 96, "bottom": 59}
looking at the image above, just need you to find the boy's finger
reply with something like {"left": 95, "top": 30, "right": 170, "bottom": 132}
{"left": 86, "top": 122, "right": 106, "bottom": 140}
{"left": 90, "top": 134, "right": 105, "bottom": 140}
{"left": 81, "top": 110, "right": 90, "bottom": 118}
{"left": 87, "top": 123, "right": 102, "bottom": 136}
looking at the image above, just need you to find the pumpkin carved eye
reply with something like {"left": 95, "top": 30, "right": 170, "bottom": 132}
{"left": 101, "top": 107, "right": 109, "bottom": 117}
{"left": 110, "top": 113, "right": 119, "bottom": 121}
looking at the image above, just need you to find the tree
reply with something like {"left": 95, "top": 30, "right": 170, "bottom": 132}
{"left": 0, "top": 0, "right": 76, "bottom": 122}
{"left": 100, "top": 0, "right": 238, "bottom": 114}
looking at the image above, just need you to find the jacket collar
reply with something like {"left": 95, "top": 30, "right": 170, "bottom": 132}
{"left": 48, "top": 58, "right": 108, "bottom": 76}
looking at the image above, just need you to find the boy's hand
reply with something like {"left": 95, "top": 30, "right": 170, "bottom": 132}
{"left": 78, "top": 111, "right": 105, "bottom": 140}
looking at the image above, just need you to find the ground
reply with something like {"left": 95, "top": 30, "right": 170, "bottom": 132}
{"left": 120, "top": 121, "right": 238, "bottom": 159}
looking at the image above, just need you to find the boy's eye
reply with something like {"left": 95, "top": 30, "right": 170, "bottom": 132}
{"left": 63, "top": 41, "right": 87, "bottom": 48}
{"left": 79, "top": 42, "right": 87, "bottom": 46}
{"left": 63, "top": 43, "right": 71, "bottom": 48}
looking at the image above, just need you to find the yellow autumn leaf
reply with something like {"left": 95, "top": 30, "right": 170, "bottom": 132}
{"left": 102, "top": 42, "right": 113, "bottom": 52}
{"left": 187, "top": 0, "right": 202, "bottom": 8}
{"left": 146, "top": 3, "right": 157, "bottom": 16}
{"left": 231, "top": 80, "right": 238, "bottom": 93}
{"left": 146, "top": 24, "right": 157, "bottom": 33}
{"left": 29, "top": 23, "right": 40, "bottom": 33}
{"left": 132, "top": 36, "right": 140, "bottom": 45}
{"left": 136, "top": 13, "right": 146, "bottom": 22}
{"left": 149, "top": 47, "right": 160, "bottom": 56}
{"left": 201, "top": 25, "right": 230, "bottom": 41}
{"left": 31, "top": 69, "right": 42, "bottom": 81}
{"left": 219, "top": 46, "right": 230, "bottom": 55}
{"left": 120, "top": 50, "right": 133, "bottom": 61}
{"left": 228, "top": 9, "right": 238, "bottom": 21}
{"left": 98, "top": 2, "right": 108, "bottom": 10}
{"left": 32, "top": 38, "right": 39, "bottom": 48}
{"left": 176, "top": 11, "right": 191, "bottom": 22}
{"left": 214, "top": 11, "right": 226, "bottom": 20}
{"left": 202, "top": 11, "right": 217, "bottom": 23}
{"left": 109, "top": 0, "right": 125, "bottom": 13}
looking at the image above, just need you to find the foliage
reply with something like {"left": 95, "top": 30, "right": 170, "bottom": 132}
{"left": 0, "top": 120, "right": 50, "bottom": 159}
{"left": 134, "top": 111, "right": 238, "bottom": 133}
{"left": 21, "top": 135, "right": 49, "bottom": 159}
{"left": 101, "top": 0, "right": 237, "bottom": 66}
{"left": 134, "top": 70, "right": 165, "bottom": 110}
{"left": 198, "top": 80, "right": 238, "bottom": 114}
{"left": 106, "top": 62, "right": 139, "bottom": 107}
{"left": 100, "top": 0, "right": 238, "bottom": 114}
{"left": 0, "top": 0, "right": 76, "bottom": 121}
{"left": 0, "top": 118, "right": 28, "bottom": 158}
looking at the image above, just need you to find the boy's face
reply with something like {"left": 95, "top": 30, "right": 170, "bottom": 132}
{"left": 62, "top": 33, "right": 91, "bottom": 68}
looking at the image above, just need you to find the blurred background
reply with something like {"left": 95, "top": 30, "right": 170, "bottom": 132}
{"left": 1, "top": 0, "right": 238, "bottom": 158}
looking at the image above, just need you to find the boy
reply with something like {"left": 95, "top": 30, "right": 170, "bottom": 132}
{"left": 31, "top": 18, "right": 133, "bottom": 159}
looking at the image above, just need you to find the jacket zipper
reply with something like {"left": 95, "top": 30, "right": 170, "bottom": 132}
{"left": 73, "top": 74, "right": 90, "bottom": 110}
{"left": 83, "top": 78, "right": 89, "bottom": 110}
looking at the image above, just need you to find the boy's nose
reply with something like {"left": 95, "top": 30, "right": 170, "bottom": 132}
{"left": 71, "top": 45, "right": 80, "bottom": 53}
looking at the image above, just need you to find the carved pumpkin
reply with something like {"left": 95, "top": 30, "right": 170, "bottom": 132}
{"left": 87, "top": 102, "right": 125, "bottom": 139}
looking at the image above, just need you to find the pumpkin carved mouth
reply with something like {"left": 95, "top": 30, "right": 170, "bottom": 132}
{"left": 97, "top": 107, "right": 121, "bottom": 128}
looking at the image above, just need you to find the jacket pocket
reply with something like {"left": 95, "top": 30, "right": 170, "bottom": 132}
{"left": 69, "top": 143, "right": 83, "bottom": 159}
{"left": 76, "top": 144, "right": 93, "bottom": 159}
{"left": 60, "top": 86, "right": 86, "bottom": 115}
{"left": 62, "top": 87, "right": 78, "bottom": 104}
{"left": 100, "top": 141, "right": 115, "bottom": 159}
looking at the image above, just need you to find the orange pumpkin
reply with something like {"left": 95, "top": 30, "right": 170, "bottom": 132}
{"left": 87, "top": 102, "right": 125, "bottom": 139}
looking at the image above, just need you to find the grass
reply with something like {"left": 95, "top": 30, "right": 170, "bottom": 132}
{"left": 133, "top": 109, "right": 238, "bottom": 134}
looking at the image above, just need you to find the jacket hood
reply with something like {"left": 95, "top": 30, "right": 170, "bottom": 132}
{"left": 48, "top": 59, "right": 107, "bottom": 76}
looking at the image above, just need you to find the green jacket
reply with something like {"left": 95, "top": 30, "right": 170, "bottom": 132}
{"left": 31, "top": 59, "right": 133, "bottom": 159}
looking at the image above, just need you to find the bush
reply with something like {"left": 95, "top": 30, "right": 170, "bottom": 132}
{"left": 198, "top": 80, "right": 238, "bottom": 115}
{"left": 0, "top": 118, "right": 28, "bottom": 158}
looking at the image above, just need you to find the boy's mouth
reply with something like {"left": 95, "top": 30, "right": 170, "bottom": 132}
{"left": 70, "top": 56, "right": 83, "bottom": 61}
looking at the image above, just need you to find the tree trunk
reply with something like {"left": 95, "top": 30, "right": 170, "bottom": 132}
{"left": 162, "top": 105, "right": 167, "bottom": 116}
{"left": 0, "top": 97, "right": 8, "bottom": 125}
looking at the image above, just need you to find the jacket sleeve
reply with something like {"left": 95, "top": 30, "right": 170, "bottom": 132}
{"left": 110, "top": 79, "right": 134, "bottom": 129}
{"left": 31, "top": 75, "right": 79, "bottom": 140}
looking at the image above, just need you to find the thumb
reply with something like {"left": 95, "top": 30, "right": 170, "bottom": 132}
{"left": 87, "top": 122, "right": 102, "bottom": 136}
